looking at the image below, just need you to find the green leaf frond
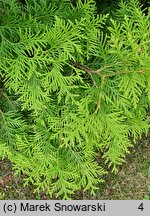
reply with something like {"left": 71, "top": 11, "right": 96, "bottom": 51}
{"left": 0, "top": 0, "right": 150, "bottom": 199}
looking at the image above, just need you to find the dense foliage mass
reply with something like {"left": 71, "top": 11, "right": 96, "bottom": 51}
{"left": 0, "top": 0, "right": 150, "bottom": 198}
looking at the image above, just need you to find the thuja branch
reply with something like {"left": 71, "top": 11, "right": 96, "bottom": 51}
{"left": 73, "top": 63, "right": 145, "bottom": 114}
{"left": 93, "top": 75, "right": 105, "bottom": 115}
{"left": 0, "top": 108, "right": 5, "bottom": 120}
{"left": 104, "top": 69, "right": 145, "bottom": 78}
{"left": 73, "top": 62, "right": 98, "bottom": 87}
{"left": 73, "top": 62, "right": 121, "bottom": 76}
{"left": 73, "top": 62, "right": 145, "bottom": 77}
{"left": 73, "top": 62, "right": 95, "bottom": 74}
{"left": 95, "top": 62, "right": 122, "bottom": 74}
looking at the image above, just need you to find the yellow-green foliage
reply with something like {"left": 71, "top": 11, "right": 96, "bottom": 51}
{"left": 0, "top": 0, "right": 150, "bottom": 199}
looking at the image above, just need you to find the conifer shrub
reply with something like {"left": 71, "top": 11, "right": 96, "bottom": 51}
{"left": 0, "top": 0, "right": 150, "bottom": 199}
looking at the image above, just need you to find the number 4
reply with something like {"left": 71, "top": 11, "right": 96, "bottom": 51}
{"left": 138, "top": 203, "right": 144, "bottom": 211}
